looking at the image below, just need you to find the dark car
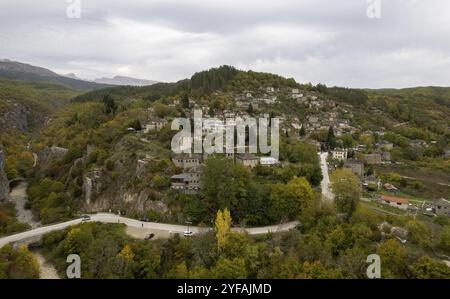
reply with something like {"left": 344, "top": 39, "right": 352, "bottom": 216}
{"left": 144, "top": 233, "right": 155, "bottom": 240}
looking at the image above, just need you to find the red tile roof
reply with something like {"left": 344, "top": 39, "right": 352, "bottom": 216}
{"left": 381, "top": 195, "right": 409, "bottom": 205}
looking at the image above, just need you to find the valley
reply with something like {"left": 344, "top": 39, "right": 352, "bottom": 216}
{"left": 0, "top": 63, "right": 449, "bottom": 279}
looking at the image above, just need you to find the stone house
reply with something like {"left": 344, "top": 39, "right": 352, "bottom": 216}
{"left": 171, "top": 170, "right": 202, "bottom": 194}
{"left": 362, "top": 153, "right": 382, "bottom": 165}
{"left": 431, "top": 198, "right": 450, "bottom": 216}
{"left": 364, "top": 175, "right": 381, "bottom": 190}
{"left": 381, "top": 151, "right": 391, "bottom": 162}
{"left": 145, "top": 119, "right": 168, "bottom": 132}
{"left": 236, "top": 154, "right": 259, "bottom": 168}
{"left": 172, "top": 153, "right": 203, "bottom": 169}
{"left": 344, "top": 159, "right": 364, "bottom": 178}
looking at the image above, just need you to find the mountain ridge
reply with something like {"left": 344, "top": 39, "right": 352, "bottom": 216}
{"left": 0, "top": 59, "right": 111, "bottom": 91}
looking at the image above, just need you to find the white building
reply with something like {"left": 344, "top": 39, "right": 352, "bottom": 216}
{"left": 331, "top": 149, "right": 348, "bottom": 161}
{"left": 260, "top": 157, "right": 279, "bottom": 166}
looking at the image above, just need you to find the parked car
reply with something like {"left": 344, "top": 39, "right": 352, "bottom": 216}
{"left": 81, "top": 215, "right": 91, "bottom": 222}
{"left": 140, "top": 218, "right": 150, "bottom": 222}
{"left": 183, "top": 230, "right": 194, "bottom": 237}
{"left": 144, "top": 233, "right": 155, "bottom": 240}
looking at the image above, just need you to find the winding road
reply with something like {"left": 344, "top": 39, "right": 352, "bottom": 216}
{"left": 0, "top": 213, "right": 299, "bottom": 248}
{"left": 320, "top": 152, "right": 334, "bottom": 201}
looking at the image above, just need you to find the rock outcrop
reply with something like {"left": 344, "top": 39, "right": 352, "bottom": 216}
{"left": 37, "top": 146, "right": 68, "bottom": 166}
{"left": 83, "top": 169, "right": 104, "bottom": 205}
{"left": 0, "top": 151, "right": 9, "bottom": 201}
{"left": 0, "top": 100, "right": 30, "bottom": 132}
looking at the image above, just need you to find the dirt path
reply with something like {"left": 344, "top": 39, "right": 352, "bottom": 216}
{"left": 33, "top": 251, "right": 60, "bottom": 279}
{"left": 9, "top": 181, "right": 40, "bottom": 228}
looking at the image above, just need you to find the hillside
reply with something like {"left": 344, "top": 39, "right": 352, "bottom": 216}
{"left": 0, "top": 65, "right": 449, "bottom": 279}
{"left": 0, "top": 79, "right": 80, "bottom": 132}
{"left": 369, "top": 86, "right": 450, "bottom": 108}
{"left": 0, "top": 78, "right": 80, "bottom": 188}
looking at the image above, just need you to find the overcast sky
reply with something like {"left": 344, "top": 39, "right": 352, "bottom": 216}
{"left": 1, "top": 0, "right": 449, "bottom": 88}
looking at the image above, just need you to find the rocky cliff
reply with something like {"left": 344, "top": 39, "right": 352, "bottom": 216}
{"left": 0, "top": 99, "right": 32, "bottom": 132}
{"left": 0, "top": 151, "right": 9, "bottom": 201}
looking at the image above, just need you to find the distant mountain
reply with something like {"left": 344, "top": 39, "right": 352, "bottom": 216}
{"left": 93, "top": 75, "right": 158, "bottom": 86}
{"left": 0, "top": 59, "right": 111, "bottom": 91}
{"left": 62, "top": 73, "right": 83, "bottom": 80}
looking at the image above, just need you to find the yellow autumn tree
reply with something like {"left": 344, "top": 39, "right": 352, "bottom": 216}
{"left": 117, "top": 244, "right": 135, "bottom": 261}
{"left": 14, "top": 245, "right": 40, "bottom": 279}
{"left": 215, "top": 208, "right": 232, "bottom": 250}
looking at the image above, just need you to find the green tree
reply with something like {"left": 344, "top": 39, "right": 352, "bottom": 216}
{"left": 131, "top": 243, "right": 161, "bottom": 279}
{"left": 201, "top": 156, "right": 251, "bottom": 211}
{"left": 247, "top": 103, "right": 254, "bottom": 114}
{"left": 326, "top": 126, "right": 336, "bottom": 149}
{"left": 406, "top": 220, "right": 431, "bottom": 247}
{"left": 298, "top": 260, "right": 343, "bottom": 279}
{"left": 6, "top": 245, "right": 40, "bottom": 279}
{"left": 409, "top": 256, "right": 450, "bottom": 279}
{"left": 324, "top": 225, "right": 351, "bottom": 256}
{"left": 128, "top": 119, "right": 142, "bottom": 131}
{"left": 102, "top": 94, "right": 118, "bottom": 115}
{"left": 181, "top": 92, "right": 190, "bottom": 108}
{"left": 299, "top": 125, "right": 306, "bottom": 137}
{"left": 377, "top": 239, "right": 407, "bottom": 278}
{"left": 438, "top": 226, "right": 450, "bottom": 252}
{"left": 269, "top": 176, "right": 314, "bottom": 221}
{"left": 330, "top": 169, "right": 360, "bottom": 217}
{"left": 212, "top": 257, "right": 248, "bottom": 279}
{"left": 341, "top": 134, "right": 355, "bottom": 148}
{"left": 183, "top": 196, "right": 208, "bottom": 223}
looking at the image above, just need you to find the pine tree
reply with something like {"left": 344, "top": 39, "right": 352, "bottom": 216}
{"left": 326, "top": 126, "right": 336, "bottom": 149}
{"left": 247, "top": 103, "right": 254, "bottom": 114}
{"left": 299, "top": 124, "right": 306, "bottom": 137}
{"left": 102, "top": 94, "right": 118, "bottom": 115}
{"left": 181, "top": 92, "right": 190, "bottom": 108}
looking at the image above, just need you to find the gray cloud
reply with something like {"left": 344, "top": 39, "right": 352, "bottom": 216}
{"left": 0, "top": 0, "right": 449, "bottom": 88}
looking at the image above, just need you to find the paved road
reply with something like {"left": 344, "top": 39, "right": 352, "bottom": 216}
{"left": 0, "top": 213, "right": 299, "bottom": 248}
{"left": 320, "top": 152, "right": 334, "bottom": 201}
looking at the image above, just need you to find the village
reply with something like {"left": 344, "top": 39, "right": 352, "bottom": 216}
{"left": 123, "top": 84, "right": 449, "bottom": 226}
